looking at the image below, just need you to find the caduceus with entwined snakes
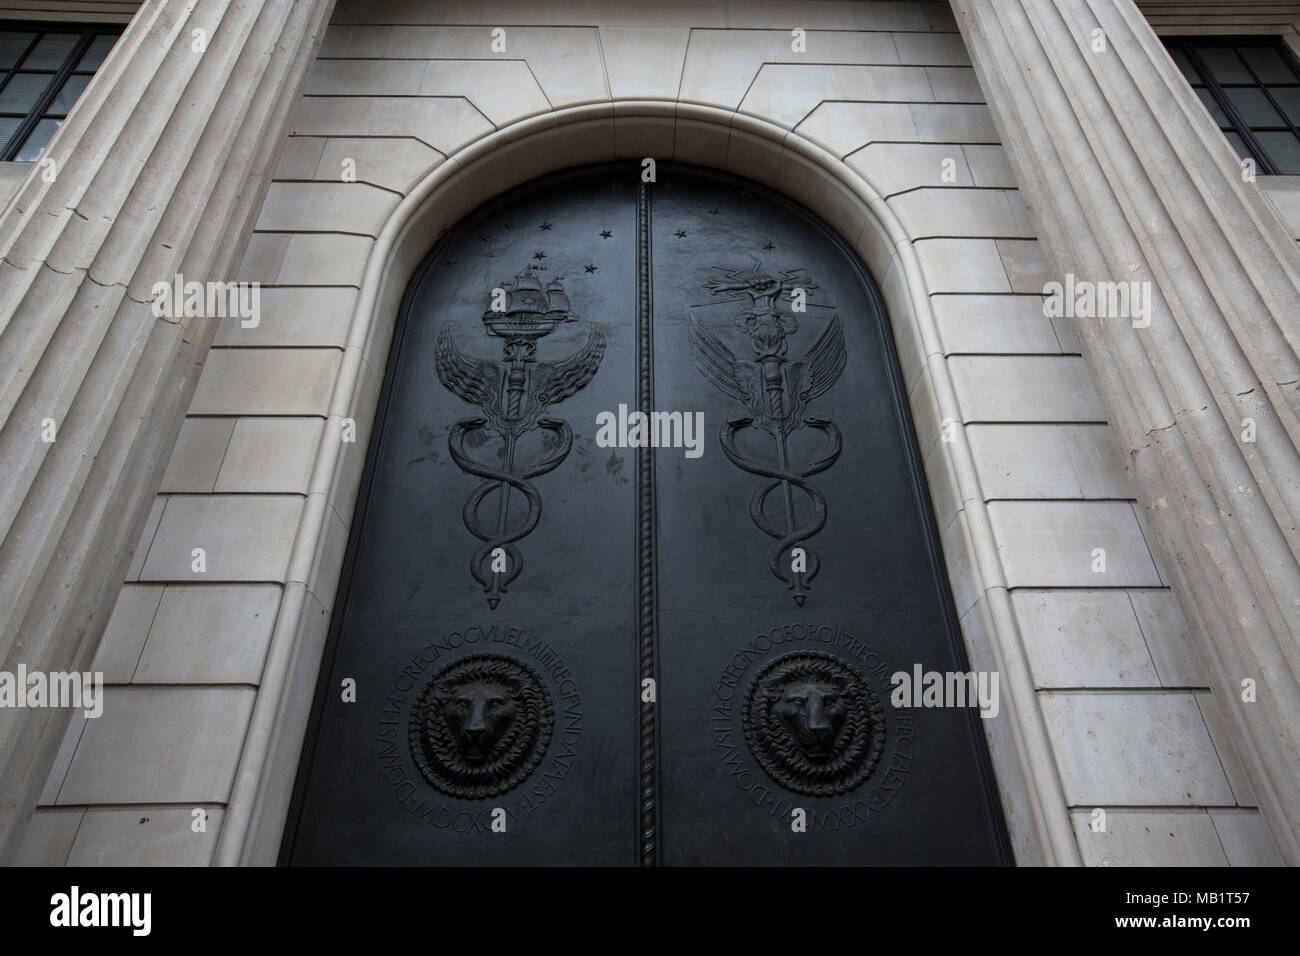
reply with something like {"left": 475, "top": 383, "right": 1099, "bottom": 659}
{"left": 435, "top": 268, "right": 605, "bottom": 608}
{"left": 689, "top": 260, "right": 847, "bottom": 605}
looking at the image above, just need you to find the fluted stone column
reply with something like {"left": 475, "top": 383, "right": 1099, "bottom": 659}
{"left": 0, "top": 0, "right": 334, "bottom": 860}
{"left": 952, "top": 0, "right": 1300, "bottom": 862}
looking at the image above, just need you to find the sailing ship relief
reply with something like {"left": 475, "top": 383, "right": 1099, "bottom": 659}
{"left": 435, "top": 267, "right": 605, "bottom": 607}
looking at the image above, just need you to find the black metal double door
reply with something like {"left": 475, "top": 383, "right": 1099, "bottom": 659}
{"left": 284, "top": 164, "right": 1010, "bottom": 866}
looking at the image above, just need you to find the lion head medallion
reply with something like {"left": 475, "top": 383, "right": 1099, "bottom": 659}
{"left": 742, "top": 649, "right": 886, "bottom": 797}
{"left": 409, "top": 653, "right": 554, "bottom": 799}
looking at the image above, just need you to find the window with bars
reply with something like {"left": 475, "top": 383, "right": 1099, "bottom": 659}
{"left": 1165, "top": 36, "right": 1300, "bottom": 175}
{"left": 0, "top": 23, "right": 121, "bottom": 162}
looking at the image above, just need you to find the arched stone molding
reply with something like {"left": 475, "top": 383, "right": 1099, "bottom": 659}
{"left": 214, "top": 101, "right": 1078, "bottom": 867}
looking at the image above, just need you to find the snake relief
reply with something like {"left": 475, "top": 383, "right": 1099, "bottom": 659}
{"left": 435, "top": 267, "right": 605, "bottom": 607}
{"left": 688, "top": 260, "right": 847, "bottom": 605}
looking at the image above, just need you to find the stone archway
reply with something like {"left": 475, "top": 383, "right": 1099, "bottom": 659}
{"left": 216, "top": 104, "right": 1075, "bottom": 867}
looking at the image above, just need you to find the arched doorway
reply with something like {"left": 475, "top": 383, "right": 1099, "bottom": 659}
{"left": 282, "top": 163, "right": 1010, "bottom": 865}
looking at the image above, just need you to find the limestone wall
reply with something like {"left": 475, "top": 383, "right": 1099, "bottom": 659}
{"left": 15, "top": 0, "right": 1282, "bottom": 866}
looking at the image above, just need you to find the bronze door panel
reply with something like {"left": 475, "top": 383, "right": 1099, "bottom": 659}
{"left": 283, "top": 165, "right": 1010, "bottom": 866}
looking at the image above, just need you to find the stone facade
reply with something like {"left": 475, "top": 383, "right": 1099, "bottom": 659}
{"left": 1, "top": 0, "right": 1293, "bottom": 865}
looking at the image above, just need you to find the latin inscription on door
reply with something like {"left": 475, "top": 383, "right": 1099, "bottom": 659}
{"left": 378, "top": 627, "right": 584, "bottom": 836}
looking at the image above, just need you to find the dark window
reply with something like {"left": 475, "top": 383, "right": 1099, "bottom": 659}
{"left": 1165, "top": 36, "right": 1300, "bottom": 175}
{"left": 0, "top": 22, "right": 121, "bottom": 162}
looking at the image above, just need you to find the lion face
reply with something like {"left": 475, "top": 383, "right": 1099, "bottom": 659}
{"left": 771, "top": 678, "right": 847, "bottom": 760}
{"left": 743, "top": 650, "right": 886, "bottom": 797}
{"left": 410, "top": 653, "right": 554, "bottom": 800}
{"left": 440, "top": 679, "right": 517, "bottom": 762}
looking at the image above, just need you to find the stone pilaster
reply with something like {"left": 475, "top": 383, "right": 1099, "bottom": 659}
{"left": 952, "top": 0, "right": 1300, "bottom": 862}
{"left": 0, "top": 0, "right": 335, "bottom": 860}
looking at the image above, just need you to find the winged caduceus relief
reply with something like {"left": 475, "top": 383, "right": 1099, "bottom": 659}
{"left": 435, "top": 267, "right": 605, "bottom": 607}
{"left": 688, "top": 260, "right": 847, "bottom": 605}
